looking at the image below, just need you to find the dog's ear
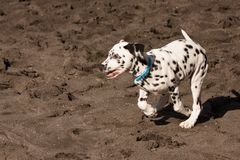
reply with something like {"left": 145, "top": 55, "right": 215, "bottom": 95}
{"left": 124, "top": 43, "right": 148, "bottom": 64}
{"left": 119, "top": 39, "right": 125, "bottom": 43}
{"left": 123, "top": 43, "right": 135, "bottom": 55}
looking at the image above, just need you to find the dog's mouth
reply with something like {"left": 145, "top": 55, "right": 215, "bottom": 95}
{"left": 106, "top": 69, "right": 124, "bottom": 79}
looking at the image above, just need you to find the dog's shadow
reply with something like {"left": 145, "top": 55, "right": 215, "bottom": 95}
{"left": 153, "top": 89, "right": 240, "bottom": 125}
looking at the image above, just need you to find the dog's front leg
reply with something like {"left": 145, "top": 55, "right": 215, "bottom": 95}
{"left": 138, "top": 89, "right": 157, "bottom": 117}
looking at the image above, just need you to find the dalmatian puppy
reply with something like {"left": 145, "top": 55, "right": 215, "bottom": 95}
{"left": 101, "top": 30, "right": 208, "bottom": 128}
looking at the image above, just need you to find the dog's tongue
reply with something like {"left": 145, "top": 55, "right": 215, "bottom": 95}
{"left": 106, "top": 70, "right": 119, "bottom": 78}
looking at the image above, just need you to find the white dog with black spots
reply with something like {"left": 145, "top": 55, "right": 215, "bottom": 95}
{"left": 101, "top": 30, "right": 208, "bottom": 128}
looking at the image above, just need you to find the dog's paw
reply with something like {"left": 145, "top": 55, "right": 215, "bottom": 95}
{"left": 179, "top": 120, "right": 195, "bottom": 129}
{"left": 143, "top": 107, "right": 157, "bottom": 118}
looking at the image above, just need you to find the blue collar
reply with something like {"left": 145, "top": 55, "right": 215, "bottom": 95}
{"left": 134, "top": 56, "right": 153, "bottom": 82}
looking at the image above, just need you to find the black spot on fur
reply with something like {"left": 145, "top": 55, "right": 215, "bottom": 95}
{"left": 172, "top": 60, "right": 177, "bottom": 65}
{"left": 136, "top": 67, "right": 140, "bottom": 72}
{"left": 173, "top": 65, "right": 180, "bottom": 74}
{"left": 200, "top": 49, "right": 204, "bottom": 54}
{"left": 155, "top": 78, "right": 159, "bottom": 81}
{"left": 155, "top": 75, "right": 160, "bottom": 78}
{"left": 140, "top": 98, "right": 147, "bottom": 101}
{"left": 160, "top": 76, "right": 164, "bottom": 78}
{"left": 195, "top": 86, "right": 197, "bottom": 89}
{"left": 171, "top": 78, "right": 175, "bottom": 83}
{"left": 153, "top": 83, "right": 159, "bottom": 87}
{"left": 184, "top": 56, "right": 188, "bottom": 62}
{"left": 132, "top": 64, "right": 136, "bottom": 71}
{"left": 165, "top": 75, "right": 168, "bottom": 78}
{"left": 203, "top": 53, "right": 208, "bottom": 63}
{"left": 168, "top": 86, "right": 175, "bottom": 92}
{"left": 161, "top": 82, "right": 165, "bottom": 84}
{"left": 184, "top": 48, "right": 188, "bottom": 53}
{"left": 132, "top": 70, "right": 137, "bottom": 75}
{"left": 173, "top": 100, "right": 176, "bottom": 104}
{"left": 196, "top": 97, "right": 201, "bottom": 105}
{"left": 143, "top": 79, "right": 150, "bottom": 85}
{"left": 140, "top": 81, "right": 145, "bottom": 87}
{"left": 195, "top": 48, "right": 199, "bottom": 54}
{"left": 184, "top": 65, "right": 186, "bottom": 69}
{"left": 148, "top": 74, "right": 153, "bottom": 78}
{"left": 156, "top": 60, "right": 161, "bottom": 64}
{"left": 162, "top": 58, "right": 165, "bottom": 61}
{"left": 165, "top": 50, "right": 172, "bottom": 54}
{"left": 186, "top": 44, "right": 193, "bottom": 49}
{"left": 173, "top": 93, "right": 178, "bottom": 96}
{"left": 171, "top": 96, "right": 176, "bottom": 99}
{"left": 188, "top": 71, "right": 192, "bottom": 76}
{"left": 194, "top": 54, "right": 196, "bottom": 56}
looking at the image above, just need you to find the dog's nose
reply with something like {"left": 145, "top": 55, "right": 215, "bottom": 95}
{"left": 99, "top": 64, "right": 106, "bottom": 72}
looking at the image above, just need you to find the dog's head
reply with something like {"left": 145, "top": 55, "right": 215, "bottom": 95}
{"left": 101, "top": 40, "right": 146, "bottom": 79}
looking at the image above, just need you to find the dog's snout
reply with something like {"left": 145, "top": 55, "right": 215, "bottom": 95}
{"left": 99, "top": 64, "right": 106, "bottom": 72}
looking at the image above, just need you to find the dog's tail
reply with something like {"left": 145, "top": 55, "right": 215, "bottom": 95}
{"left": 181, "top": 29, "right": 193, "bottom": 41}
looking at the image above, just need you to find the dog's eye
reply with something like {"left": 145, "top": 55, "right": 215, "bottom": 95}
{"left": 112, "top": 54, "right": 120, "bottom": 59}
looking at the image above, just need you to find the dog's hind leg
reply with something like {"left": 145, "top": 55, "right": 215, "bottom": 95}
{"left": 179, "top": 61, "right": 208, "bottom": 129}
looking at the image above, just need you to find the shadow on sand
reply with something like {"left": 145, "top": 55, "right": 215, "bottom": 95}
{"left": 153, "top": 89, "right": 240, "bottom": 125}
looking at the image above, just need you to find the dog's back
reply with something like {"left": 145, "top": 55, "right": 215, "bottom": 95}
{"left": 148, "top": 30, "right": 208, "bottom": 81}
